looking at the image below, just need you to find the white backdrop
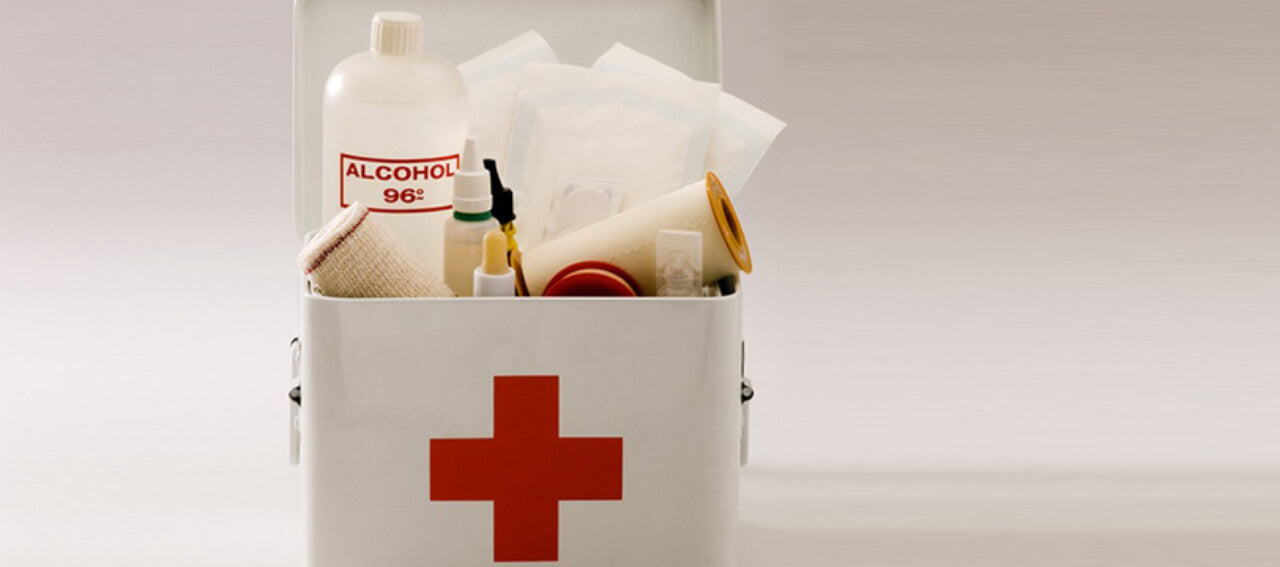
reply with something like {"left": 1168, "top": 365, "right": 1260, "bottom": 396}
{"left": 2, "top": 0, "right": 1278, "bottom": 565}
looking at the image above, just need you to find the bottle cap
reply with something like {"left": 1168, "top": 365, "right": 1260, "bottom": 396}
{"left": 484, "top": 159, "right": 517, "bottom": 225}
{"left": 483, "top": 159, "right": 503, "bottom": 199}
{"left": 473, "top": 230, "right": 515, "bottom": 297}
{"left": 452, "top": 138, "right": 493, "bottom": 215}
{"left": 541, "top": 261, "right": 641, "bottom": 297}
{"left": 543, "top": 268, "right": 638, "bottom": 297}
{"left": 370, "top": 12, "right": 422, "bottom": 55}
{"left": 656, "top": 230, "right": 703, "bottom": 297}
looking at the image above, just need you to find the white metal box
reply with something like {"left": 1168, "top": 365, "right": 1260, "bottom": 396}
{"left": 293, "top": 1, "right": 749, "bottom": 565}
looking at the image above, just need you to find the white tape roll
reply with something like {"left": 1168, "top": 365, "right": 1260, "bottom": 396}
{"left": 516, "top": 173, "right": 751, "bottom": 296}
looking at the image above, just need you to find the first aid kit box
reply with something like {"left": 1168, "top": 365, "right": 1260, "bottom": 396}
{"left": 290, "top": 1, "right": 752, "bottom": 565}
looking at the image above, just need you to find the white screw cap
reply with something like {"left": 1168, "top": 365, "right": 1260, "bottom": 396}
{"left": 452, "top": 138, "right": 493, "bottom": 214}
{"left": 370, "top": 12, "right": 422, "bottom": 55}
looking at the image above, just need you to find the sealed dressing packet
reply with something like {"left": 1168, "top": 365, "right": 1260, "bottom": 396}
{"left": 656, "top": 229, "right": 703, "bottom": 297}
{"left": 458, "top": 30, "right": 559, "bottom": 166}
{"left": 505, "top": 63, "right": 720, "bottom": 247}
{"left": 593, "top": 43, "right": 786, "bottom": 195}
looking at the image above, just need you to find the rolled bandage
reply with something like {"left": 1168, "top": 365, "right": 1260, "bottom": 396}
{"left": 299, "top": 203, "right": 454, "bottom": 298}
{"left": 515, "top": 173, "right": 751, "bottom": 296}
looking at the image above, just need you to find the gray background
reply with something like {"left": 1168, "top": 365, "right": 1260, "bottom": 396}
{"left": 2, "top": 0, "right": 1278, "bottom": 564}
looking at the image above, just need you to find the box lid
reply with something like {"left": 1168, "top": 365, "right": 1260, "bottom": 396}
{"left": 293, "top": 0, "right": 724, "bottom": 239}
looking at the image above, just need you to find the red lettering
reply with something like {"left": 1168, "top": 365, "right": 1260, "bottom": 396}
{"left": 343, "top": 154, "right": 459, "bottom": 205}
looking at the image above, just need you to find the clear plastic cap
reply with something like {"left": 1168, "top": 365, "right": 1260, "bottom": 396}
{"left": 656, "top": 229, "right": 703, "bottom": 297}
{"left": 370, "top": 12, "right": 422, "bottom": 55}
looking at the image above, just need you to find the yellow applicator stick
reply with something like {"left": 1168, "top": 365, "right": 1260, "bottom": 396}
{"left": 472, "top": 229, "right": 516, "bottom": 297}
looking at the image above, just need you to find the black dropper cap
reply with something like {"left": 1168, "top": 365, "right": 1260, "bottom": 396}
{"left": 484, "top": 158, "right": 516, "bottom": 225}
{"left": 483, "top": 159, "right": 503, "bottom": 199}
{"left": 493, "top": 188, "right": 515, "bottom": 225}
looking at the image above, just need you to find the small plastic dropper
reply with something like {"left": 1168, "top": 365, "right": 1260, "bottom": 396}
{"left": 472, "top": 229, "right": 515, "bottom": 297}
{"left": 483, "top": 158, "right": 518, "bottom": 258}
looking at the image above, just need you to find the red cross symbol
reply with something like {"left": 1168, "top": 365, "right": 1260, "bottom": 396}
{"left": 430, "top": 375, "right": 623, "bottom": 562}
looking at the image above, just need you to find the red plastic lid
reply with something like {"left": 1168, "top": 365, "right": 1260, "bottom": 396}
{"left": 542, "top": 262, "right": 640, "bottom": 297}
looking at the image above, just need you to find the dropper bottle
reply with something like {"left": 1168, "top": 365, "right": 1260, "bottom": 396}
{"left": 473, "top": 229, "right": 516, "bottom": 297}
{"left": 443, "top": 139, "right": 499, "bottom": 296}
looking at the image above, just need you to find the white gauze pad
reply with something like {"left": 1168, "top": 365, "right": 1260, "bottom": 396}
{"left": 504, "top": 63, "right": 720, "bottom": 247}
{"left": 458, "top": 30, "right": 558, "bottom": 166}
{"left": 593, "top": 43, "right": 786, "bottom": 195}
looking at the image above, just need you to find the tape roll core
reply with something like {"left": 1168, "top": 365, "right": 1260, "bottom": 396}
{"left": 705, "top": 172, "right": 752, "bottom": 274}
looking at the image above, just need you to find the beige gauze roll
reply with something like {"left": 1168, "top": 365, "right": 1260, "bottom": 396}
{"left": 515, "top": 172, "right": 752, "bottom": 296}
{"left": 299, "top": 203, "right": 454, "bottom": 298}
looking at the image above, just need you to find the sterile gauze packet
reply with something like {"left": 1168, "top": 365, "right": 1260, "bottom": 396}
{"left": 505, "top": 63, "right": 720, "bottom": 247}
{"left": 458, "top": 30, "right": 558, "bottom": 167}
{"left": 593, "top": 43, "right": 787, "bottom": 195}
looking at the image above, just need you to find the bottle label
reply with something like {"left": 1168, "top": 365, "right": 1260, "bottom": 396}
{"left": 339, "top": 153, "right": 458, "bottom": 213}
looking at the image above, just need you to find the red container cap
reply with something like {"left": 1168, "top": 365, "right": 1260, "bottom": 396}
{"left": 542, "top": 261, "right": 640, "bottom": 297}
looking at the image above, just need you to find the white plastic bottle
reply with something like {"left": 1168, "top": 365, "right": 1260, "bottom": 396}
{"left": 322, "top": 11, "right": 468, "bottom": 275}
{"left": 444, "top": 139, "right": 499, "bottom": 296}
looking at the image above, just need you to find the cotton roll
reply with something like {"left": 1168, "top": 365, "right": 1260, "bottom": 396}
{"left": 515, "top": 173, "right": 751, "bottom": 296}
{"left": 300, "top": 203, "right": 454, "bottom": 298}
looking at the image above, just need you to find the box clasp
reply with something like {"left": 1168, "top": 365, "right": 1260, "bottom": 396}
{"left": 289, "top": 337, "right": 301, "bottom": 467}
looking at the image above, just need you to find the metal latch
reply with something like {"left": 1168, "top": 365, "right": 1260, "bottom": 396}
{"left": 740, "top": 341, "right": 753, "bottom": 466}
{"left": 289, "top": 337, "right": 301, "bottom": 466}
